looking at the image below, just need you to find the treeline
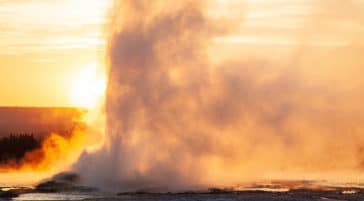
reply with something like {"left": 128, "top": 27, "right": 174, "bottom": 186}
{"left": 0, "top": 134, "right": 41, "bottom": 163}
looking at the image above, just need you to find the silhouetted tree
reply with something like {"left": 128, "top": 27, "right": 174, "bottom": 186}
{"left": 0, "top": 133, "right": 41, "bottom": 163}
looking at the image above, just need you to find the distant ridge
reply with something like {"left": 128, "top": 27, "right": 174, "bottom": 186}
{"left": 0, "top": 107, "right": 87, "bottom": 138}
{"left": 0, "top": 106, "right": 87, "bottom": 110}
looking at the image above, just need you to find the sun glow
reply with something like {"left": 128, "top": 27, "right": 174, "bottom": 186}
{"left": 69, "top": 64, "right": 106, "bottom": 109}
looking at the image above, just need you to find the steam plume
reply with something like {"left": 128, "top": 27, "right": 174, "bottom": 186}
{"left": 76, "top": 0, "right": 364, "bottom": 192}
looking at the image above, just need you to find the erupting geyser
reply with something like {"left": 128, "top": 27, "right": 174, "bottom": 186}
{"left": 75, "top": 0, "right": 364, "bottom": 192}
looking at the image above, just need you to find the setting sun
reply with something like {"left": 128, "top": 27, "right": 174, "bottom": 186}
{"left": 69, "top": 64, "right": 106, "bottom": 109}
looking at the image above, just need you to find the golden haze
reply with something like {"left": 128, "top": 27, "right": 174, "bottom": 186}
{"left": 1, "top": 0, "right": 364, "bottom": 189}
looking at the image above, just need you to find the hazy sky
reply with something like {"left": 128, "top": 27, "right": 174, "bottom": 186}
{"left": 0, "top": 0, "right": 363, "bottom": 107}
{"left": 0, "top": 0, "right": 109, "bottom": 107}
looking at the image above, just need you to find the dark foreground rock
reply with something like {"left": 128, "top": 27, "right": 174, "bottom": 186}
{"left": 35, "top": 172, "right": 97, "bottom": 193}
{"left": 0, "top": 191, "right": 18, "bottom": 199}
{"left": 36, "top": 180, "right": 97, "bottom": 193}
{"left": 0, "top": 187, "right": 34, "bottom": 199}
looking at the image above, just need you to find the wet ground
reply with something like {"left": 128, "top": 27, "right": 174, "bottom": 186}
{"left": 2, "top": 178, "right": 364, "bottom": 201}
{"left": 0, "top": 189, "right": 363, "bottom": 201}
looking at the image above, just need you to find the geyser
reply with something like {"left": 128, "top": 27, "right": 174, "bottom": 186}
{"left": 75, "top": 0, "right": 364, "bottom": 192}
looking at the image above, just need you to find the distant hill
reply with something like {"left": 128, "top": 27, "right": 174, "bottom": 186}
{"left": 0, "top": 107, "right": 87, "bottom": 139}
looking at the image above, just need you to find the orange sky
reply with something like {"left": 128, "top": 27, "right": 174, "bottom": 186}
{"left": 0, "top": 0, "right": 363, "bottom": 107}
{"left": 0, "top": 0, "right": 110, "bottom": 107}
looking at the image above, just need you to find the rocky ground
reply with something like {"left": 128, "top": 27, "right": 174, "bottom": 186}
{"left": 2, "top": 187, "right": 364, "bottom": 201}
{"left": 2, "top": 174, "right": 364, "bottom": 201}
{"left": 115, "top": 189, "right": 364, "bottom": 201}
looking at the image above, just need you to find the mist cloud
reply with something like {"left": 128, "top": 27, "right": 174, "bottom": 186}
{"left": 75, "top": 0, "right": 364, "bottom": 192}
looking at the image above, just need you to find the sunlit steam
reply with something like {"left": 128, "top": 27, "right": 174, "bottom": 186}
{"left": 73, "top": 0, "right": 364, "bottom": 192}
{"left": 0, "top": 130, "right": 86, "bottom": 185}
{"left": 0, "top": 65, "right": 107, "bottom": 186}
